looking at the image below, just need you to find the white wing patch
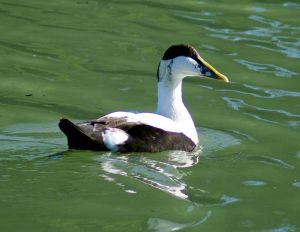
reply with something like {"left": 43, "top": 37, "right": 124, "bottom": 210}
{"left": 102, "top": 128, "right": 129, "bottom": 152}
{"left": 100, "top": 111, "right": 184, "bottom": 133}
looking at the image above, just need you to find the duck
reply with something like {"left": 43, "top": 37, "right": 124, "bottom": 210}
{"left": 59, "top": 44, "right": 228, "bottom": 153}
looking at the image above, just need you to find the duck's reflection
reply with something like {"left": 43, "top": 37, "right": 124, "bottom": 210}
{"left": 95, "top": 148, "right": 202, "bottom": 200}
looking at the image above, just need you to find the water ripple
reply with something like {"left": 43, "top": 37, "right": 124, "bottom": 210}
{"left": 198, "top": 128, "right": 240, "bottom": 154}
{"left": 243, "top": 180, "right": 266, "bottom": 186}
{"left": 243, "top": 84, "right": 300, "bottom": 98}
{"left": 202, "top": 14, "right": 300, "bottom": 60}
{"left": 248, "top": 15, "right": 281, "bottom": 28}
{"left": 224, "top": 97, "right": 300, "bottom": 117}
{"left": 248, "top": 43, "right": 300, "bottom": 59}
{"left": 147, "top": 210, "right": 212, "bottom": 232}
{"left": 270, "top": 224, "right": 297, "bottom": 232}
{"left": 0, "top": 40, "right": 59, "bottom": 60}
{"left": 247, "top": 6, "right": 266, "bottom": 13}
{"left": 244, "top": 27, "right": 280, "bottom": 37}
{"left": 219, "top": 194, "right": 240, "bottom": 206}
{"left": 95, "top": 128, "right": 240, "bottom": 200}
{"left": 296, "top": 151, "right": 300, "bottom": 159}
{"left": 292, "top": 181, "right": 300, "bottom": 189}
{"left": 247, "top": 155, "right": 295, "bottom": 169}
{"left": 0, "top": 122, "right": 65, "bottom": 160}
{"left": 218, "top": 84, "right": 300, "bottom": 99}
{"left": 178, "top": 14, "right": 216, "bottom": 23}
{"left": 223, "top": 97, "right": 300, "bottom": 125}
{"left": 277, "top": 43, "right": 300, "bottom": 58}
{"left": 283, "top": 2, "right": 300, "bottom": 9}
{"left": 235, "top": 59, "right": 298, "bottom": 78}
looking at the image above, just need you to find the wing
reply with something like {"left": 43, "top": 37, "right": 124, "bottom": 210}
{"left": 99, "top": 112, "right": 184, "bottom": 133}
{"left": 59, "top": 118, "right": 106, "bottom": 150}
{"left": 121, "top": 124, "right": 196, "bottom": 152}
{"left": 59, "top": 112, "right": 196, "bottom": 152}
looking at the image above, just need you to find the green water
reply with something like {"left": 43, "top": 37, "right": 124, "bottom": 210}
{"left": 1, "top": 0, "right": 300, "bottom": 231}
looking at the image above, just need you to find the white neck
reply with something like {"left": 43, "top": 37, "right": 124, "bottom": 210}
{"left": 155, "top": 79, "right": 198, "bottom": 145}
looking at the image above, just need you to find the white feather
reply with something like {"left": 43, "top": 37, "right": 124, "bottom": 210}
{"left": 100, "top": 110, "right": 198, "bottom": 145}
{"left": 98, "top": 55, "right": 201, "bottom": 146}
{"left": 156, "top": 81, "right": 198, "bottom": 144}
{"left": 102, "top": 128, "right": 129, "bottom": 152}
{"left": 156, "top": 58, "right": 200, "bottom": 144}
{"left": 101, "top": 112, "right": 183, "bottom": 133}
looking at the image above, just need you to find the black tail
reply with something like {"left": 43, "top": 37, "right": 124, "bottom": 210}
{"left": 58, "top": 118, "right": 105, "bottom": 150}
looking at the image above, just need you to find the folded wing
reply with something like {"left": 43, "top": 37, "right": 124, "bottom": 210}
{"left": 59, "top": 112, "right": 196, "bottom": 152}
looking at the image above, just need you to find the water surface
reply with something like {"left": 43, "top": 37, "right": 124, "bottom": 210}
{"left": 1, "top": 0, "right": 300, "bottom": 231}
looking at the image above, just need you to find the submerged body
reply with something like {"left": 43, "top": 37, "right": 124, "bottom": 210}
{"left": 59, "top": 44, "right": 228, "bottom": 152}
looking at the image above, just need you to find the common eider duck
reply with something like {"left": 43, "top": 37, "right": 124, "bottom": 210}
{"left": 59, "top": 44, "right": 228, "bottom": 152}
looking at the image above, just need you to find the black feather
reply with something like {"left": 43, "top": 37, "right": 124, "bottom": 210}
{"left": 58, "top": 118, "right": 196, "bottom": 152}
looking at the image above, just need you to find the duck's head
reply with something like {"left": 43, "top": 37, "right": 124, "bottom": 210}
{"left": 157, "top": 44, "right": 229, "bottom": 85}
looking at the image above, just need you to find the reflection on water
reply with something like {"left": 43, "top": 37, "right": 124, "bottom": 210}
{"left": 95, "top": 151, "right": 200, "bottom": 200}
{"left": 0, "top": 120, "right": 242, "bottom": 224}
{"left": 1, "top": 0, "right": 300, "bottom": 230}
{"left": 147, "top": 210, "right": 212, "bottom": 232}
{"left": 95, "top": 127, "right": 240, "bottom": 200}
{"left": 1, "top": 121, "right": 241, "bottom": 203}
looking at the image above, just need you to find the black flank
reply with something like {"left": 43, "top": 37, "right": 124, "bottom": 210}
{"left": 59, "top": 118, "right": 196, "bottom": 153}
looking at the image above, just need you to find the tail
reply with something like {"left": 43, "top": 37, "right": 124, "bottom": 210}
{"left": 58, "top": 118, "right": 106, "bottom": 150}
